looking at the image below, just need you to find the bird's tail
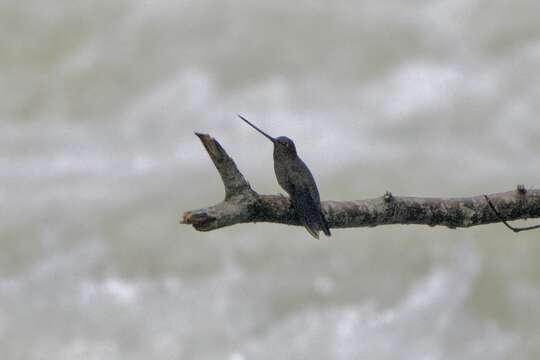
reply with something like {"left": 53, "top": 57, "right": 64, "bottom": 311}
{"left": 303, "top": 212, "right": 331, "bottom": 239}
{"left": 293, "top": 192, "right": 331, "bottom": 239}
{"left": 304, "top": 224, "right": 320, "bottom": 240}
{"left": 319, "top": 211, "right": 331, "bottom": 237}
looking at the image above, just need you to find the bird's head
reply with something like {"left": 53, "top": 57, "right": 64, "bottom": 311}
{"left": 273, "top": 136, "right": 297, "bottom": 157}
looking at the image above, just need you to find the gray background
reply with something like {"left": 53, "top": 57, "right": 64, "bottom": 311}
{"left": 1, "top": 0, "right": 540, "bottom": 359}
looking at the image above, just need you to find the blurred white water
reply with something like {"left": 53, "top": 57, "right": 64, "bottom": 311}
{"left": 1, "top": 1, "right": 540, "bottom": 359}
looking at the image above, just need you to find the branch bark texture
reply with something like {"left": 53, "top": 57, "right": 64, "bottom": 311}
{"left": 181, "top": 133, "right": 540, "bottom": 233}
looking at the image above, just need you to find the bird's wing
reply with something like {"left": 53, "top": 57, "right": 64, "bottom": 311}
{"left": 294, "top": 159, "right": 321, "bottom": 206}
{"left": 290, "top": 159, "right": 331, "bottom": 238}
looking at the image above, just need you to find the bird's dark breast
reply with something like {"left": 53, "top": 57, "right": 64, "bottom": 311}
{"left": 273, "top": 156, "right": 294, "bottom": 195}
{"left": 273, "top": 156, "right": 321, "bottom": 205}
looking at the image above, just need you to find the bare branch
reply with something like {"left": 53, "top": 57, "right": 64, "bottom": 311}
{"left": 181, "top": 134, "right": 540, "bottom": 233}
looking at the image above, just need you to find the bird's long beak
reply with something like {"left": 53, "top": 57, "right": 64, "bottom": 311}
{"left": 238, "top": 115, "right": 276, "bottom": 143}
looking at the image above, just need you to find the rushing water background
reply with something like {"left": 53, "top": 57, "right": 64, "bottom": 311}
{"left": 2, "top": 1, "right": 540, "bottom": 359}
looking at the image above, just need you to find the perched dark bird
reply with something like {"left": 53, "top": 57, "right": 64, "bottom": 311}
{"left": 239, "top": 115, "right": 331, "bottom": 239}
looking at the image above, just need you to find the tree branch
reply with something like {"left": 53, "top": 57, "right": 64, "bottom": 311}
{"left": 181, "top": 133, "right": 540, "bottom": 233}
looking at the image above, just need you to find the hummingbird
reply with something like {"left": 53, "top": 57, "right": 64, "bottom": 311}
{"left": 239, "top": 115, "right": 331, "bottom": 239}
